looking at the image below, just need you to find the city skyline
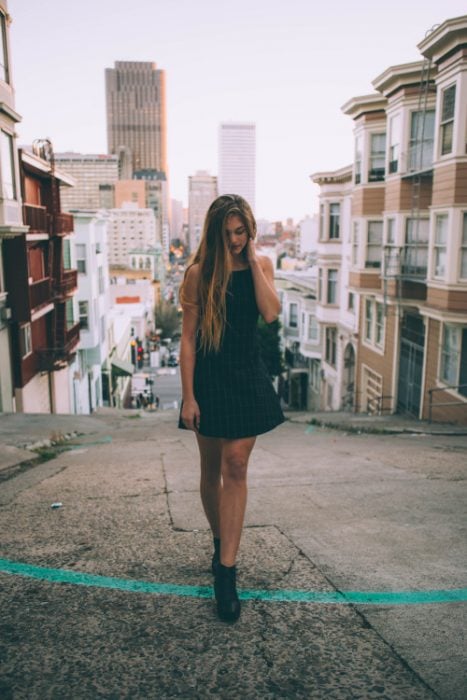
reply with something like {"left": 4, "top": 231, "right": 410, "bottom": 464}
{"left": 9, "top": 0, "right": 467, "bottom": 221}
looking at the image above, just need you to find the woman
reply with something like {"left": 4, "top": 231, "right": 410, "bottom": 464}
{"left": 179, "top": 194, "right": 284, "bottom": 622}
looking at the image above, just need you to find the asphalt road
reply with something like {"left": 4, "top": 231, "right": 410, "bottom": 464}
{"left": 0, "top": 409, "right": 466, "bottom": 699}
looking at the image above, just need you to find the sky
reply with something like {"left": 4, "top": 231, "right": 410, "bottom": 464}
{"left": 8, "top": 0, "right": 467, "bottom": 222}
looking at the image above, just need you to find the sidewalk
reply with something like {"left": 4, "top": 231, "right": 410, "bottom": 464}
{"left": 0, "top": 409, "right": 466, "bottom": 698}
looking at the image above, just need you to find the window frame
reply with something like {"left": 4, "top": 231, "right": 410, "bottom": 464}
{"left": 440, "top": 84, "right": 456, "bottom": 157}
{"left": 288, "top": 302, "right": 298, "bottom": 329}
{"left": 307, "top": 314, "right": 319, "bottom": 342}
{"left": 0, "top": 11, "right": 9, "bottom": 84}
{"left": 0, "top": 129, "right": 17, "bottom": 200}
{"left": 325, "top": 326, "right": 337, "bottom": 367}
{"left": 368, "top": 132, "right": 386, "bottom": 182}
{"left": 460, "top": 212, "right": 467, "bottom": 281}
{"left": 327, "top": 269, "right": 338, "bottom": 305}
{"left": 19, "top": 323, "right": 32, "bottom": 358}
{"left": 329, "top": 203, "right": 340, "bottom": 240}
{"left": 78, "top": 300, "right": 89, "bottom": 330}
{"left": 433, "top": 214, "right": 448, "bottom": 279}
{"left": 365, "top": 221, "right": 383, "bottom": 269}
{"left": 76, "top": 243, "right": 87, "bottom": 274}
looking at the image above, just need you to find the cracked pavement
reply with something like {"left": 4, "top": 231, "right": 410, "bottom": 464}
{"left": 0, "top": 409, "right": 466, "bottom": 699}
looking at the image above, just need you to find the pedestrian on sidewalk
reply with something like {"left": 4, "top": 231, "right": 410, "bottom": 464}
{"left": 178, "top": 194, "right": 284, "bottom": 622}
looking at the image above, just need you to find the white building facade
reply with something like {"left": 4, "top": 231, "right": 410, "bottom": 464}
{"left": 107, "top": 204, "right": 158, "bottom": 266}
{"left": 71, "top": 211, "right": 111, "bottom": 414}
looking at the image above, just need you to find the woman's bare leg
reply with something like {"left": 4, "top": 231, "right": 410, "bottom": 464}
{"left": 219, "top": 436, "right": 256, "bottom": 567}
{"left": 196, "top": 434, "right": 222, "bottom": 538}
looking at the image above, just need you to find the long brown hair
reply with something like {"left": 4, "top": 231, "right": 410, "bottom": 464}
{"left": 180, "top": 194, "right": 256, "bottom": 353}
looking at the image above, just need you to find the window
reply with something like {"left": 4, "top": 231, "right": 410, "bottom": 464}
{"left": 308, "top": 314, "right": 318, "bottom": 342}
{"left": 310, "top": 359, "right": 321, "bottom": 388}
{"left": 404, "top": 219, "right": 429, "bottom": 276}
{"left": 355, "top": 135, "right": 362, "bottom": 184}
{"left": 289, "top": 302, "right": 298, "bottom": 328}
{"left": 352, "top": 222, "right": 359, "bottom": 266}
{"left": 63, "top": 239, "right": 71, "bottom": 270}
{"left": 385, "top": 218, "right": 397, "bottom": 276}
{"left": 95, "top": 242, "right": 101, "bottom": 254}
{"left": 79, "top": 301, "right": 89, "bottom": 330}
{"left": 19, "top": 324, "right": 32, "bottom": 358}
{"left": 388, "top": 114, "right": 400, "bottom": 173}
{"left": 76, "top": 244, "right": 86, "bottom": 273}
{"left": 441, "top": 325, "right": 467, "bottom": 396}
{"left": 329, "top": 204, "right": 340, "bottom": 239}
{"left": 369, "top": 133, "right": 386, "bottom": 181}
{"left": 434, "top": 214, "right": 448, "bottom": 278}
{"left": 319, "top": 204, "right": 324, "bottom": 240}
{"left": 0, "top": 12, "right": 9, "bottom": 83}
{"left": 66, "top": 299, "right": 75, "bottom": 329}
{"left": 325, "top": 327, "right": 337, "bottom": 366}
{"left": 461, "top": 214, "right": 467, "bottom": 280}
{"left": 440, "top": 84, "right": 456, "bottom": 156}
{"left": 364, "top": 298, "right": 385, "bottom": 349}
{"left": 348, "top": 292, "right": 355, "bottom": 312}
{"left": 98, "top": 266, "right": 104, "bottom": 294}
{"left": 1, "top": 130, "right": 16, "bottom": 200}
{"left": 318, "top": 268, "right": 323, "bottom": 301}
{"left": 366, "top": 222, "right": 383, "bottom": 268}
{"left": 100, "top": 316, "right": 106, "bottom": 343}
{"left": 365, "top": 299, "right": 373, "bottom": 341}
{"left": 409, "top": 110, "right": 435, "bottom": 171}
{"left": 375, "top": 303, "right": 384, "bottom": 348}
{"left": 327, "top": 269, "right": 338, "bottom": 304}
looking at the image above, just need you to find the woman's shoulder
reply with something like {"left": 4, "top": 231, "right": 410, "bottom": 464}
{"left": 257, "top": 255, "right": 274, "bottom": 274}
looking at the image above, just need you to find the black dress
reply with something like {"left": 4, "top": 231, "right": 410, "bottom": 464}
{"left": 179, "top": 268, "right": 285, "bottom": 439}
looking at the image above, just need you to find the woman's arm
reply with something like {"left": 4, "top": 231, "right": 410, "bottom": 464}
{"left": 179, "top": 264, "right": 201, "bottom": 431}
{"left": 247, "top": 245, "right": 281, "bottom": 323}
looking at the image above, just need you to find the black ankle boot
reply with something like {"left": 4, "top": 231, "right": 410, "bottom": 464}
{"left": 211, "top": 537, "right": 220, "bottom": 576}
{"left": 214, "top": 564, "right": 241, "bottom": 622}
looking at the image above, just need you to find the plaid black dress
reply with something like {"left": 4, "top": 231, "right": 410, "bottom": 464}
{"left": 179, "top": 268, "right": 285, "bottom": 439}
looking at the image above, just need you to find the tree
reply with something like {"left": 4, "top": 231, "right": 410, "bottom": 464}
{"left": 154, "top": 300, "right": 181, "bottom": 340}
{"left": 257, "top": 317, "right": 284, "bottom": 379}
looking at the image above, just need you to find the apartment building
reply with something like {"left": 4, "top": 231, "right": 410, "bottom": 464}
{"left": 311, "top": 166, "right": 358, "bottom": 411}
{"left": 0, "top": 0, "right": 27, "bottom": 412}
{"left": 276, "top": 272, "right": 320, "bottom": 410}
{"left": 55, "top": 153, "right": 119, "bottom": 212}
{"left": 4, "top": 144, "right": 79, "bottom": 412}
{"left": 72, "top": 211, "right": 111, "bottom": 414}
{"left": 313, "top": 14, "right": 467, "bottom": 424}
{"left": 107, "top": 205, "right": 158, "bottom": 266}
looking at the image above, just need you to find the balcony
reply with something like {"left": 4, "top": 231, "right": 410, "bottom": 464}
{"left": 29, "top": 277, "right": 52, "bottom": 310}
{"left": 52, "top": 213, "right": 74, "bottom": 236}
{"left": 54, "top": 269, "right": 78, "bottom": 297}
{"left": 36, "top": 322, "right": 80, "bottom": 371}
{"left": 23, "top": 204, "right": 50, "bottom": 235}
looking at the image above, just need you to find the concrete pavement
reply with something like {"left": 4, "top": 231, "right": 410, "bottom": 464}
{"left": 0, "top": 409, "right": 466, "bottom": 699}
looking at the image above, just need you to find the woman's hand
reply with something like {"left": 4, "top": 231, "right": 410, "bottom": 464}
{"left": 246, "top": 237, "right": 258, "bottom": 263}
{"left": 181, "top": 397, "right": 201, "bottom": 432}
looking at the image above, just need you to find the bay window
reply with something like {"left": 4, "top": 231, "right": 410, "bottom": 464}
{"left": 440, "top": 84, "right": 456, "bottom": 156}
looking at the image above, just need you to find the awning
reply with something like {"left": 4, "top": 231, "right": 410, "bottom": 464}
{"left": 111, "top": 357, "right": 135, "bottom": 377}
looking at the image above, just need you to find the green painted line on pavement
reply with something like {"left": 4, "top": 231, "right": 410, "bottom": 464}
{"left": 0, "top": 558, "right": 466, "bottom": 605}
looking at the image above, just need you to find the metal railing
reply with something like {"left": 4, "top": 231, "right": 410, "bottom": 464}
{"left": 428, "top": 385, "right": 467, "bottom": 423}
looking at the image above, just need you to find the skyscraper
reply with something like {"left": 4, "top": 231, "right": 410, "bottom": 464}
{"left": 218, "top": 122, "right": 256, "bottom": 212}
{"left": 105, "top": 61, "right": 167, "bottom": 175}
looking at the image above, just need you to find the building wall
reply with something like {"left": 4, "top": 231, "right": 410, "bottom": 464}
{"left": 16, "top": 372, "right": 51, "bottom": 413}
{"left": 55, "top": 153, "right": 119, "bottom": 212}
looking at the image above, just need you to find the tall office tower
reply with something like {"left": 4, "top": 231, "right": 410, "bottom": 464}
{"left": 105, "top": 61, "right": 167, "bottom": 175}
{"left": 218, "top": 122, "right": 256, "bottom": 212}
{"left": 55, "top": 153, "right": 119, "bottom": 211}
{"left": 188, "top": 171, "right": 218, "bottom": 252}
